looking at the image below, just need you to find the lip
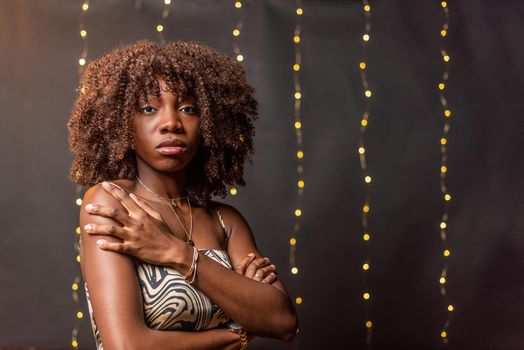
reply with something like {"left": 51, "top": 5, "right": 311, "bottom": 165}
{"left": 155, "top": 139, "right": 188, "bottom": 156}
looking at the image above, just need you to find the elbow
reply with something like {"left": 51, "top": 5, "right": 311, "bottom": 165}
{"left": 274, "top": 309, "right": 299, "bottom": 343}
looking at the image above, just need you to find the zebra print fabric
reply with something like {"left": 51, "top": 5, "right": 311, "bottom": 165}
{"left": 85, "top": 249, "right": 232, "bottom": 350}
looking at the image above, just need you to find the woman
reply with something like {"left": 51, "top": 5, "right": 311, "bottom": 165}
{"left": 68, "top": 40, "right": 298, "bottom": 349}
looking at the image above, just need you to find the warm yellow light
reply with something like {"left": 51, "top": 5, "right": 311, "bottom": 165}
{"left": 448, "top": 304, "right": 454, "bottom": 312}
{"left": 358, "top": 147, "right": 365, "bottom": 155}
{"left": 363, "top": 205, "right": 370, "bottom": 213}
{"left": 444, "top": 193, "right": 451, "bottom": 201}
{"left": 297, "top": 150, "right": 304, "bottom": 159}
{"left": 440, "top": 277, "right": 446, "bottom": 284}
{"left": 294, "top": 121, "right": 302, "bottom": 129}
{"left": 363, "top": 34, "right": 370, "bottom": 42}
{"left": 362, "top": 263, "right": 370, "bottom": 270}
{"left": 291, "top": 267, "right": 299, "bottom": 274}
{"left": 294, "top": 92, "right": 302, "bottom": 99}
{"left": 366, "top": 320, "right": 373, "bottom": 328}
{"left": 76, "top": 311, "right": 84, "bottom": 319}
{"left": 233, "top": 29, "right": 240, "bottom": 36}
{"left": 444, "top": 109, "right": 451, "bottom": 117}
{"left": 443, "top": 55, "right": 450, "bottom": 62}
{"left": 441, "top": 29, "right": 447, "bottom": 37}
{"left": 164, "top": 0, "right": 171, "bottom": 4}
{"left": 295, "top": 209, "right": 302, "bottom": 217}
{"left": 290, "top": 238, "right": 297, "bottom": 246}
{"left": 365, "top": 90, "right": 372, "bottom": 98}
{"left": 236, "top": 54, "right": 244, "bottom": 62}
{"left": 364, "top": 4, "right": 371, "bottom": 12}
{"left": 294, "top": 35, "right": 301, "bottom": 43}
{"left": 441, "top": 1, "right": 447, "bottom": 8}
{"left": 438, "top": 83, "right": 445, "bottom": 90}
{"left": 363, "top": 292, "right": 370, "bottom": 300}
{"left": 293, "top": 63, "right": 301, "bottom": 71}
{"left": 363, "top": 233, "right": 371, "bottom": 241}
{"left": 441, "top": 331, "right": 447, "bottom": 338}
{"left": 443, "top": 249, "right": 451, "bottom": 257}
{"left": 229, "top": 187, "right": 237, "bottom": 196}
{"left": 441, "top": 138, "right": 447, "bottom": 145}
{"left": 72, "top": 340, "right": 78, "bottom": 348}
{"left": 239, "top": 134, "right": 245, "bottom": 142}
{"left": 235, "top": 1, "right": 242, "bottom": 8}
{"left": 359, "top": 62, "right": 366, "bottom": 70}
{"left": 82, "top": 3, "right": 89, "bottom": 11}
{"left": 296, "top": 296, "right": 303, "bottom": 304}
{"left": 76, "top": 255, "right": 81, "bottom": 263}
{"left": 75, "top": 226, "right": 81, "bottom": 234}
{"left": 76, "top": 198, "right": 83, "bottom": 206}
{"left": 440, "top": 222, "right": 447, "bottom": 229}
{"left": 80, "top": 30, "right": 87, "bottom": 37}
{"left": 364, "top": 176, "right": 372, "bottom": 183}
{"left": 441, "top": 165, "right": 447, "bottom": 173}
{"left": 361, "top": 119, "right": 368, "bottom": 127}
{"left": 72, "top": 283, "right": 79, "bottom": 291}
{"left": 298, "top": 180, "right": 305, "bottom": 188}
{"left": 156, "top": 24, "right": 164, "bottom": 32}
{"left": 296, "top": 8, "right": 303, "bottom": 15}
{"left": 78, "top": 58, "right": 86, "bottom": 66}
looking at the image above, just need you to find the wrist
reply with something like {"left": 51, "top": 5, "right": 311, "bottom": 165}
{"left": 169, "top": 240, "right": 194, "bottom": 273}
{"left": 228, "top": 322, "right": 249, "bottom": 350}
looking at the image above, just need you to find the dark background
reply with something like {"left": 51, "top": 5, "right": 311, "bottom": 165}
{"left": 0, "top": 0, "right": 523, "bottom": 349}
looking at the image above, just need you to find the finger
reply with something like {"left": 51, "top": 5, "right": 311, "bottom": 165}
{"left": 129, "top": 193, "right": 163, "bottom": 221}
{"left": 85, "top": 203, "right": 130, "bottom": 225}
{"left": 234, "top": 253, "right": 256, "bottom": 274}
{"left": 245, "top": 257, "right": 270, "bottom": 279}
{"left": 261, "top": 273, "right": 277, "bottom": 284}
{"left": 253, "top": 265, "right": 276, "bottom": 281}
{"left": 101, "top": 182, "right": 142, "bottom": 216}
{"left": 96, "top": 239, "right": 127, "bottom": 253}
{"left": 83, "top": 223, "right": 127, "bottom": 239}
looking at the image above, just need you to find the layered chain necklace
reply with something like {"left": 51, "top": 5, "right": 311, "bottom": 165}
{"left": 136, "top": 176, "right": 194, "bottom": 246}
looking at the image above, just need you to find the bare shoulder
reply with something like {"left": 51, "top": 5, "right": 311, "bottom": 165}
{"left": 82, "top": 179, "right": 136, "bottom": 207}
{"left": 211, "top": 200, "right": 250, "bottom": 231}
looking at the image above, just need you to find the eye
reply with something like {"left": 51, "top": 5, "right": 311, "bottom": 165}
{"left": 180, "top": 105, "right": 199, "bottom": 115}
{"left": 139, "top": 106, "right": 157, "bottom": 114}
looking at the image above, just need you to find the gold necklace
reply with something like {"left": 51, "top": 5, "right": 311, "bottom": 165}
{"left": 136, "top": 176, "right": 194, "bottom": 246}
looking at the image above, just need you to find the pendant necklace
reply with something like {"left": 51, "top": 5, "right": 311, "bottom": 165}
{"left": 135, "top": 176, "right": 194, "bottom": 246}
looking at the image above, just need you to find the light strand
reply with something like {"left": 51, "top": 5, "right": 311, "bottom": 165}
{"left": 289, "top": 0, "right": 304, "bottom": 308}
{"left": 155, "top": 0, "right": 173, "bottom": 45}
{"left": 72, "top": 3, "right": 89, "bottom": 348}
{"left": 437, "top": 0, "right": 453, "bottom": 345}
{"left": 358, "top": 1, "right": 373, "bottom": 348}
{"left": 228, "top": 0, "right": 245, "bottom": 197}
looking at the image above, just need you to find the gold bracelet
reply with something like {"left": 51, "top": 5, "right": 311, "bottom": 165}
{"left": 228, "top": 327, "right": 248, "bottom": 350}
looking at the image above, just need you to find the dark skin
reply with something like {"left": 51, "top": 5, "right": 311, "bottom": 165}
{"left": 79, "top": 79, "right": 298, "bottom": 350}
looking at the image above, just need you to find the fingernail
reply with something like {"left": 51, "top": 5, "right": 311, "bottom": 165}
{"left": 264, "top": 257, "right": 270, "bottom": 262}
{"left": 102, "top": 182, "right": 111, "bottom": 189}
{"left": 85, "top": 203, "right": 94, "bottom": 211}
{"left": 96, "top": 239, "right": 106, "bottom": 247}
{"left": 84, "top": 224, "right": 92, "bottom": 231}
{"left": 270, "top": 264, "right": 275, "bottom": 269}
{"left": 248, "top": 253, "right": 255, "bottom": 257}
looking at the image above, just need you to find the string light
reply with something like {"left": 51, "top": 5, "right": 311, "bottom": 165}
{"left": 437, "top": 1, "right": 454, "bottom": 345}
{"left": 289, "top": 0, "right": 304, "bottom": 309}
{"left": 155, "top": 0, "right": 172, "bottom": 45}
{"left": 357, "top": 1, "right": 374, "bottom": 347}
{"left": 71, "top": 4, "right": 90, "bottom": 347}
{"left": 228, "top": 0, "right": 246, "bottom": 196}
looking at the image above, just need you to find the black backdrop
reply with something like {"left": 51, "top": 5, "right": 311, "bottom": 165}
{"left": 0, "top": 0, "right": 523, "bottom": 349}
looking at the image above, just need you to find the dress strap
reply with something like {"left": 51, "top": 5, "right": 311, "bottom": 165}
{"left": 215, "top": 207, "right": 230, "bottom": 239}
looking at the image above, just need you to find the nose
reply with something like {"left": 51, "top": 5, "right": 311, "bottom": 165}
{"left": 158, "top": 107, "right": 182, "bottom": 133}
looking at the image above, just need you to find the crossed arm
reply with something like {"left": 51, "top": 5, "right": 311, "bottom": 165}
{"left": 80, "top": 183, "right": 298, "bottom": 350}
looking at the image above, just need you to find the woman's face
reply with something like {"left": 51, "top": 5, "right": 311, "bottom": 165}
{"left": 132, "top": 78, "right": 201, "bottom": 174}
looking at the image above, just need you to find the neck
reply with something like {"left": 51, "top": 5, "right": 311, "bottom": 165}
{"left": 135, "top": 160, "right": 187, "bottom": 200}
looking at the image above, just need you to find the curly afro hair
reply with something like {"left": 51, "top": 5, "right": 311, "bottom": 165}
{"left": 68, "top": 40, "right": 258, "bottom": 206}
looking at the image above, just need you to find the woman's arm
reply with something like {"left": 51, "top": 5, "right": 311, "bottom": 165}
{"left": 80, "top": 184, "right": 243, "bottom": 350}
